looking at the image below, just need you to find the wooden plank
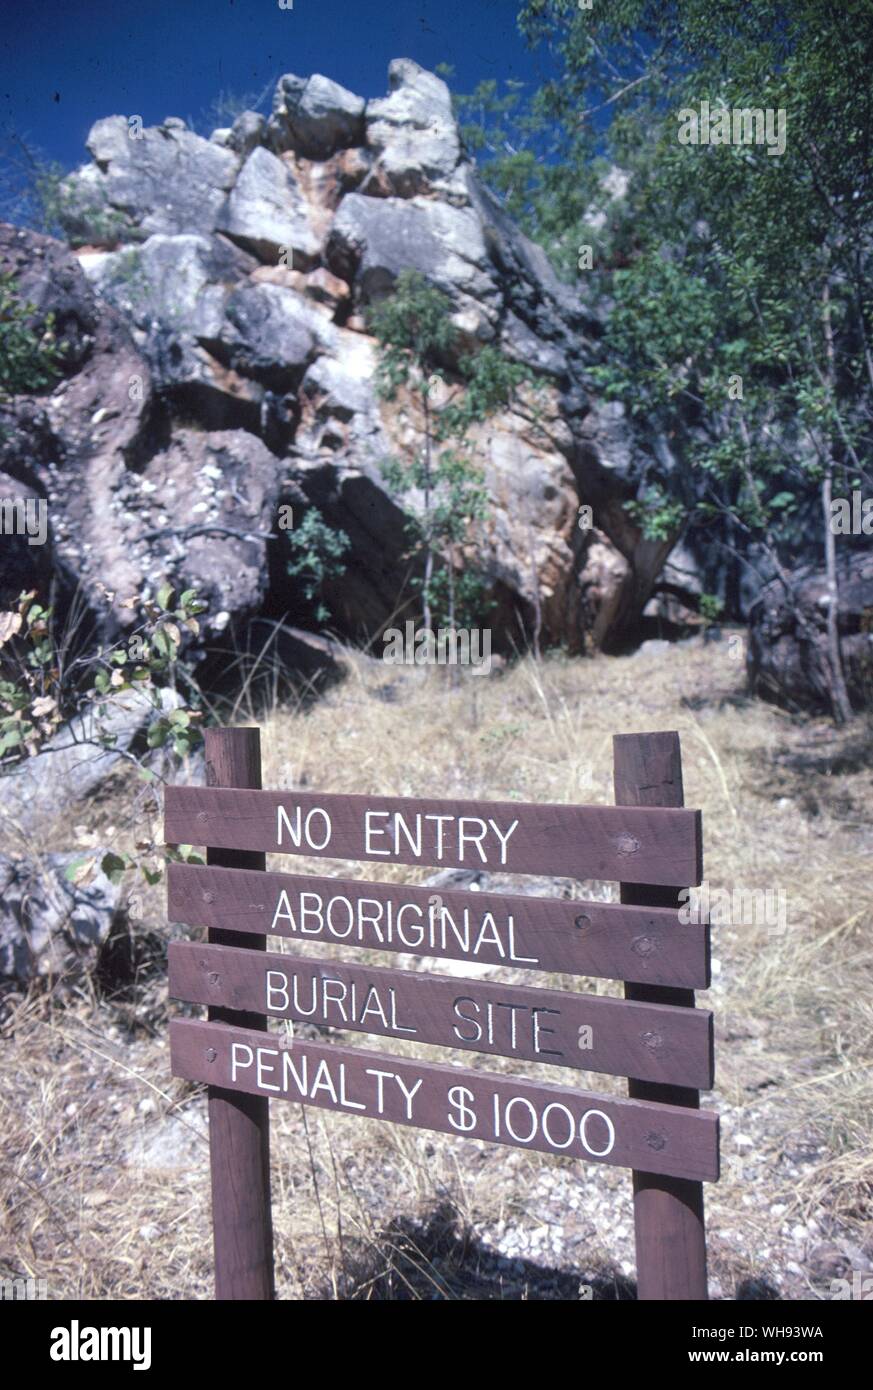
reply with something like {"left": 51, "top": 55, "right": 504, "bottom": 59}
{"left": 201, "top": 728, "right": 274, "bottom": 1302}
{"left": 169, "top": 941, "right": 715, "bottom": 1088}
{"left": 170, "top": 1018, "right": 720, "bottom": 1183}
{"left": 164, "top": 786, "right": 702, "bottom": 887}
{"left": 168, "top": 862, "right": 711, "bottom": 988}
{"left": 614, "top": 731, "right": 709, "bottom": 1301}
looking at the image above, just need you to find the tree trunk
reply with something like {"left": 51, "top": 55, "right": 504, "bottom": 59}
{"left": 821, "top": 277, "right": 853, "bottom": 725}
{"left": 526, "top": 520, "right": 542, "bottom": 660}
{"left": 422, "top": 389, "right": 433, "bottom": 634}
{"left": 447, "top": 538, "right": 459, "bottom": 689}
{"left": 821, "top": 468, "right": 853, "bottom": 723}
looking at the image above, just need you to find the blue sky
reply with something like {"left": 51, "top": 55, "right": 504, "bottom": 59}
{"left": 2, "top": 0, "right": 551, "bottom": 175}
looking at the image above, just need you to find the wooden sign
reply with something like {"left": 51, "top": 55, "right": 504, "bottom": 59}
{"left": 165, "top": 726, "right": 717, "bottom": 1302}
{"left": 169, "top": 941, "right": 714, "bottom": 1087}
{"left": 168, "top": 863, "right": 711, "bottom": 988}
{"left": 171, "top": 1017, "right": 719, "bottom": 1182}
{"left": 164, "top": 786, "right": 702, "bottom": 886}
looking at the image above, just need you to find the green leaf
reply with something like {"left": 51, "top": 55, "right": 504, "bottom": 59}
{"left": 100, "top": 851, "right": 129, "bottom": 885}
{"left": 146, "top": 721, "right": 168, "bottom": 748}
{"left": 64, "top": 856, "right": 90, "bottom": 883}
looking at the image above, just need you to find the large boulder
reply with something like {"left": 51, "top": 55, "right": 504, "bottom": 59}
{"left": 364, "top": 59, "right": 464, "bottom": 199}
{"left": 0, "top": 222, "right": 285, "bottom": 648}
{"left": 59, "top": 116, "right": 240, "bottom": 242}
{"left": 115, "top": 427, "right": 283, "bottom": 638}
{"left": 224, "top": 110, "right": 266, "bottom": 159}
{"left": 747, "top": 551, "right": 873, "bottom": 713}
{"left": 215, "top": 146, "right": 321, "bottom": 265}
{"left": 80, "top": 232, "right": 253, "bottom": 341}
{"left": 269, "top": 74, "right": 366, "bottom": 160}
{"left": 0, "top": 222, "right": 155, "bottom": 627}
{"left": 220, "top": 281, "right": 337, "bottom": 386}
{"left": 0, "top": 851, "right": 121, "bottom": 984}
{"left": 326, "top": 191, "right": 496, "bottom": 309}
{"left": 79, "top": 232, "right": 263, "bottom": 426}
{"left": 0, "top": 686, "right": 180, "bottom": 840}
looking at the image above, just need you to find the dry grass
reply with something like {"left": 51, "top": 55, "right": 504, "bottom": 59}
{"left": 1, "top": 636, "right": 871, "bottom": 1299}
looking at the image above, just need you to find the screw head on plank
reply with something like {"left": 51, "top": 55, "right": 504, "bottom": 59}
{"left": 632, "top": 935, "right": 658, "bottom": 958}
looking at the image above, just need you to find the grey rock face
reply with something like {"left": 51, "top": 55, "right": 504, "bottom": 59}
{"left": 364, "top": 59, "right": 463, "bottom": 198}
{"left": 270, "top": 73, "right": 366, "bottom": 159}
{"left": 216, "top": 146, "right": 321, "bottom": 265}
{"left": 60, "top": 116, "right": 240, "bottom": 241}
{"left": 82, "top": 233, "right": 253, "bottom": 340}
{"left": 221, "top": 281, "right": 336, "bottom": 384}
{"left": 226, "top": 110, "right": 266, "bottom": 158}
{"left": 79, "top": 232, "right": 261, "bottom": 417}
{"left": 0, "top": 851, "right": 122, "bottom": 983}
{"left": 327, "top": 192, "right": 495, "bottom": 307}
{"left": 118, "top": 427, "right": 283, "bottom": 636}
{"left": 0, "top": 224, "right": 283, "bottom": 650}
{"left": 13, "top": 58, "right": 682, "bottom": 667}
{"left": 0, "top": 222, "right": 155, "bottom": 630}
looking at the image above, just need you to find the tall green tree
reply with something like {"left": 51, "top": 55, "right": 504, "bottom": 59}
{"left": 456, "top": 0, "right": 873, "bottom": 719}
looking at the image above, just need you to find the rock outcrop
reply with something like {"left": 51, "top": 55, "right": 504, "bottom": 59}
{"left": 2, "top": 59, "right": 684, "bottom": 658}
{"left": 0, "top": 686, "right": 180, "bottom": 840}
{"left": 0, "top": 850, "right": 121, "bottom": 983}
{"left": 747, "top": 551, "right": 873, "bottom": 713}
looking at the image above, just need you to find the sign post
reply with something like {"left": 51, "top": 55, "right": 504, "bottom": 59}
{"left": 202, "top": 728, "right": 274, "bottom": 1301}
{"left": 614, "top": 730, "right": 709, "bottom": 1300}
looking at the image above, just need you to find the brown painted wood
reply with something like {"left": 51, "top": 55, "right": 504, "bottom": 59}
{"left": 164, "top": 786, "right": 703, "bottom": 887}
{"left": 169, "top": 940, "right": 715, "bottom": 1088}
{"left": 614, "top": 731, "right": 711, "bottom": 1302}
{"left": 167, "top": 862, "right": 711, "bottom": 988}
{"left": 200, "top": 728, "right": 274, "bottom": 1302}
{"left": 170, "top": 1017, "right": 720, "bottom": 1182}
